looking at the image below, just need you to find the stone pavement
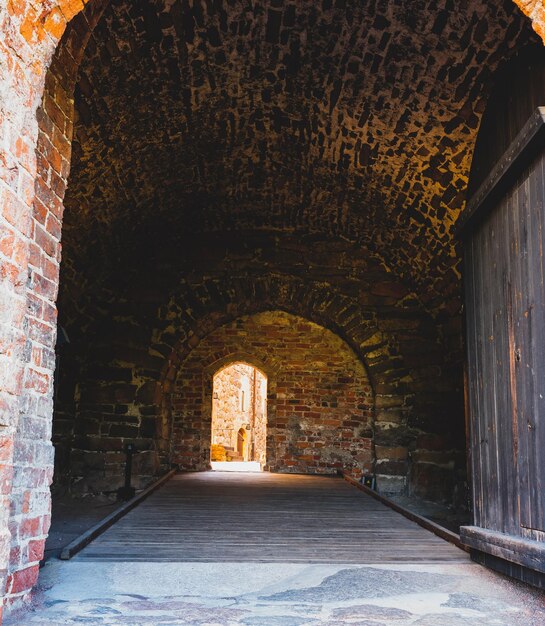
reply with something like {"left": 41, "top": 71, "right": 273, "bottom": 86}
{"left": 6, "top": 560, "right": 545, "bottom": 625}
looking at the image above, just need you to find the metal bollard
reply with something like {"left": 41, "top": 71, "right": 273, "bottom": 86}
{"left": 117, "top": 442, "right": 136, "bottom": 501}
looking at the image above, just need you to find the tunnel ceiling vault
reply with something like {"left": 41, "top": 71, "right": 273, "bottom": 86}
{"left": 62, "top": 0, "right": 536, "bottom": 305}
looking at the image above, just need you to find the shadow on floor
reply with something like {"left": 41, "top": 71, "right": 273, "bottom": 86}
{"left": 389, "top": 494, "right": 471, "bottom": 534}
{"left": 44, "top": 495, "right": 119, "bottom": 561}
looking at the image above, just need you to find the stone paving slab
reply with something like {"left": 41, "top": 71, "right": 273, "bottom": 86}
{"left": 6, "top": 561, "right": 545, "bottom": 625}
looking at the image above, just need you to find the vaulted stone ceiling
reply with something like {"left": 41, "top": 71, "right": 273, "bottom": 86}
{"left": 62, "top": 0, "right": 536, "bottom": 310}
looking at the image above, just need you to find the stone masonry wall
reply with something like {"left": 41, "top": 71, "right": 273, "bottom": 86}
{"left": 254, "top": 372, "right": 267, "bottom": 466}
{"left": 0, "top": 0, "right": 108, "bottom": 612}
{"left": 51, "top": 269, "right": 466, "bottom": 500}
{"left": 211, "top": 363, "right": 267, "bottom": 463}
{"left": 212, "top": 363, "right": 253, "bottom": 452}
{"left": 172, "top": 311, "right": 374, "bottom": 477}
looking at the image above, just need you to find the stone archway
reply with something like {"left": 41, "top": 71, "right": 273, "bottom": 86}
{"left": 0, "top": 0, "right": 544, "bottom": 613}
{"left": 169, "top": 311, "right": 374, "bottom": 478}
{"left": 209, "top": 359, "right": 269, "bottom": 467}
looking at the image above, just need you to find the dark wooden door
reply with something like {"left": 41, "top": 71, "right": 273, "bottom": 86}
{"left": 464, "top": 142, "right": 545, "bottom": 536}
{"left": 511, "top": 168, "right": 545, "bottom": 533}
{"left": 460, "top": 48, "right": 545, "bottom": 583}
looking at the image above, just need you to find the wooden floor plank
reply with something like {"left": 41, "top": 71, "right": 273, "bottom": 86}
{"left": 76, "top": 472, "right": 468, "bottom": 564}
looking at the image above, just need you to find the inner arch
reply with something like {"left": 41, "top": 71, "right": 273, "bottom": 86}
{"left": 171, "top": 311, "right": 374, "bottom": 478}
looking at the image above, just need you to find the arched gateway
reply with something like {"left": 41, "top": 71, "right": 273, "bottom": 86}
{"left": 1, "top": 0, "right": 545, "bottom": 615}
{"left": 210, "top": 361, "right": 267, "bottom": 467}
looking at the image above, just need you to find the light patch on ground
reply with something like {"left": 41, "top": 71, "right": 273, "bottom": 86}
{"left": 5, "top": 561, "right": 545, "bottom": 626}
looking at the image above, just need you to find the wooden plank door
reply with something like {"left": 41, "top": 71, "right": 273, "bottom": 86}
{"left": 513, "top": 156, "right": 545, "bottom": 533}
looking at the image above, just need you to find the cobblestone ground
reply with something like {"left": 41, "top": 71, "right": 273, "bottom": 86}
{"left": 6, "top": 561, "right": 545, "bottom": 625}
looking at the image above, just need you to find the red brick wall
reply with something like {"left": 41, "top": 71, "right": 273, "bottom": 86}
{"left": 0, "top": 0, "right": 105, "bottom": 612}
{"left": 515, "top": 0, "right": 545, "bottom": 42}
{"left": 172, "top": 311, "right": 374, "bottom": 478}
{"left": 5, "top": 42, "right": 73, "bottom": 614}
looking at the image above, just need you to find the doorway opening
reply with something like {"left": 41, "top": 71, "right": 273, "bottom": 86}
{"left": 210, "top": 362, "right": 267, "bottom": 472}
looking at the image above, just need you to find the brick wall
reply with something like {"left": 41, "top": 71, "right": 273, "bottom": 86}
{"left": 50, "top": 268, "right": 467, "bottom": 499}
{"left": 5, "top": 33, "right": 73, "bottom": 614}
{"left": 515, "top": 0, "right": 545, "bottom": 42}
{"left": 172, "top": 311, "right": 374, "bottom": 477}
{"left": 0, "top": 0, "right": 104, "bottom": 611}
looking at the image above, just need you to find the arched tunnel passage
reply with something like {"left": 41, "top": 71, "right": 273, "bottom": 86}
{"left": 3, "top": 0, "right": 545, "bottom": 615}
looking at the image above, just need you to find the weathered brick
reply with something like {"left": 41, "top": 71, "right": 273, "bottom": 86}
{"left": 27, "top": 539, "right": 45, "bottom": 563}
{"left": 6, "top": 564, "right": 39, "bottom": 595}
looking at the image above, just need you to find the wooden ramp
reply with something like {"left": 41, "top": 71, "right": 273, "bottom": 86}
{"left": 76, "top": 472, "right": 468, "bottom": 563}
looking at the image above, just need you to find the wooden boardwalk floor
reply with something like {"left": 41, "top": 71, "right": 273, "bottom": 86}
{"left": 76, "top": 472, "right": 468, "bottom": 563}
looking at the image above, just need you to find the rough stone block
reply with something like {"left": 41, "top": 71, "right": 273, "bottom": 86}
{"left": 376, "top": 474, "right": 406, "bottom": 496}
